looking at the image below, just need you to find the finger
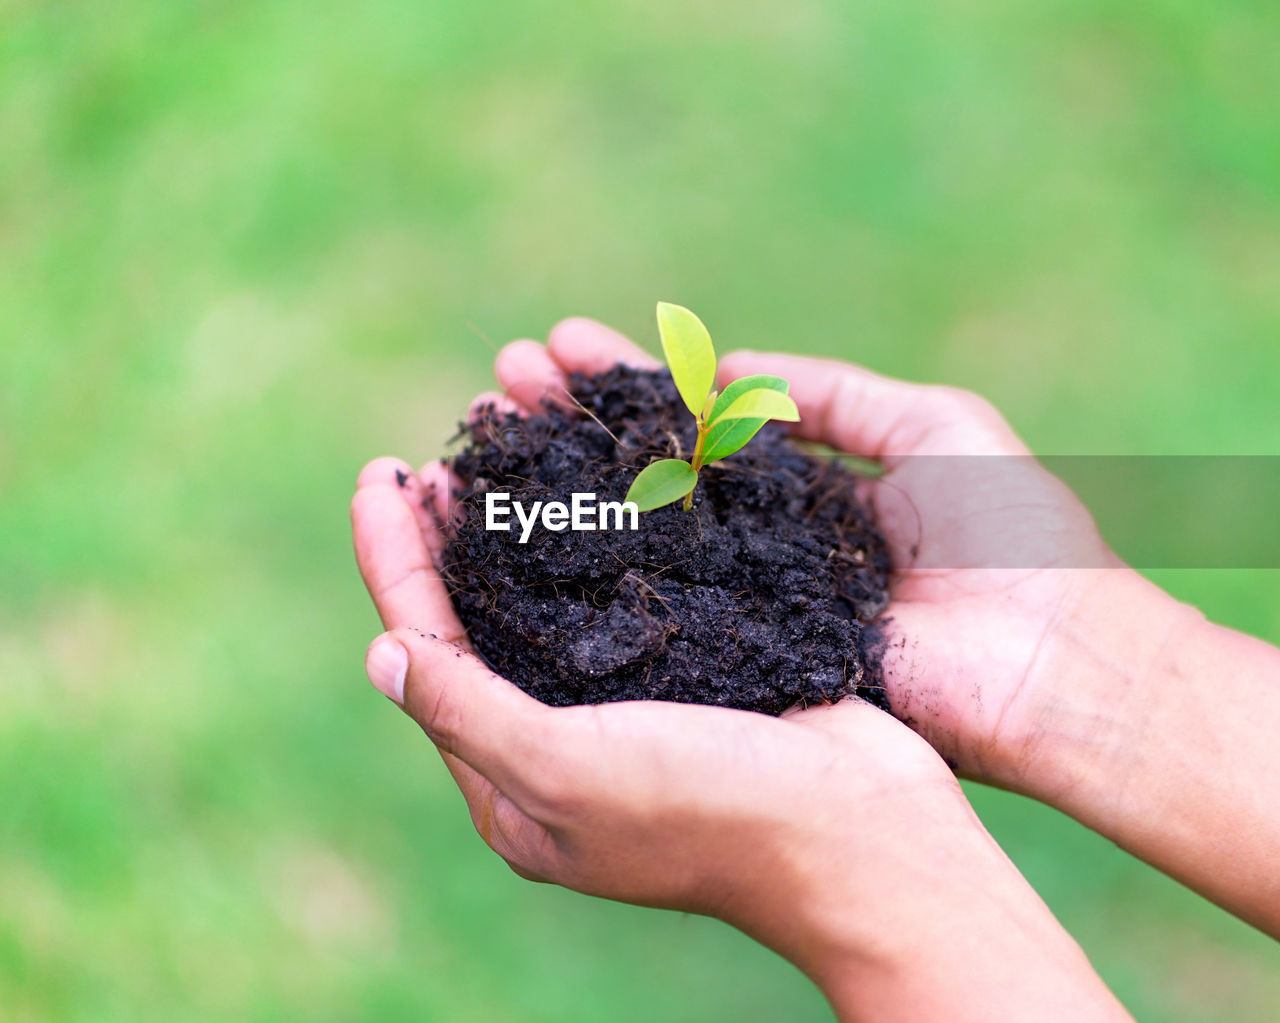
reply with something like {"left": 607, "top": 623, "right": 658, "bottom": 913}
{"left": 418, "top": 459, "right": 464, "bottom": 552}
{"left": 468, "top": 390, "right": 524, "bottom": 422}
{"left": 546, "top": 317, "right": 661, "bottom": 375}
{"left": 419, "top": 459, "right": 459, "bottom": 513}
{"left": 350, "top": 482, "right": 469, "bottom": 644}
{"left": 357, "top": 455, "right": 441, "bottom": 549}
{"left": 367, "top": 630, "right": 563, "bottom": 803}
{"left": 494, "top": 339, "right": 570, "bottom": 412}
{"left": 716, "top": 351, "right": 1026, "bottom": 463}
{"left": 783, "top": 694, "right": 888, "bottom": 740}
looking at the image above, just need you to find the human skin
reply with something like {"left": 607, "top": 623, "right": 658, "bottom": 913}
{"left": 351, "top": 320, "right": 1135, "bottom": 1021}
{"left": 713, "top": 349, "right": 1280, "bottom": 940}
{"left": 474, "top": 321, "right": 1280, "bottom": 941}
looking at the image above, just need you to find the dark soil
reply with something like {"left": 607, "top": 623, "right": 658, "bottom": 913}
{"left": 439, "top": 365, "right": 892, "bottom": 716}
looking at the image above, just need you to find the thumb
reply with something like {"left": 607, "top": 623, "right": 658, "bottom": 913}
{"left": 717, "top": 350, "right": 1027, "bottom": 462}
{"left": 365, "top": 630, "right": 557, "bottom": 794}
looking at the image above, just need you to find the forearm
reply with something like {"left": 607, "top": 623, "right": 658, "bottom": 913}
{"left": 1013, "top": 569, "right": 1280, "bottom": 936}
{"left": 759, "top": 792, "right": 1131, "bottom": 1022}
{"left": 820, "top": 893, "right": 1129, "bottom": 1020}
{"left": 820, "top": 827, "right": 1129, "bottom": 1021}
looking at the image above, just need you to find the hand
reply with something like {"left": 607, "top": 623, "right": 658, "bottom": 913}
{"left": 715, "top": 349, "right": 1178, "bottom": 796}
{"left": 350, "top": 320, "right": 1130, "bottom": 1021}
{"left": 467, "top": 327, "right": 1163, "bottom": 798}
{"left": 717, "top": 351, "right": 1280, "bottom": 941}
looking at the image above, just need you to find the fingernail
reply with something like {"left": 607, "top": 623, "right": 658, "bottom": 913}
{"left": 366, "top": 636, "right": 408, "bottom": 705}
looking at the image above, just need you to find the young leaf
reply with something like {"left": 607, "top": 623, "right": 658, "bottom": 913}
{"left": 707, "top": 374, "right": 789, "bottom": 422}
{"left": 700, "top": 389, "right": 719, "bottom": 421}
{"left": 700, "top": 374, "right": 791, "bottom": 465}
{"left": 624, "top": 458, "right": 699, "bottom": 512}
{"left": 656, "top": 302, "right": 716, "bottom": 417}
{"left": 710, "top": 387, "right": 800, "bottom": 425}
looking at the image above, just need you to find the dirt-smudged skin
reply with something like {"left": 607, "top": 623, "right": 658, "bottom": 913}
{"left": 440, "top": 366, "right": 893, "bottom": 716}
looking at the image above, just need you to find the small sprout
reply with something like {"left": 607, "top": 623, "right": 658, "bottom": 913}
{"left": 626, "top": 458, "right": 699, "bottom": 509}
{"left": 625, "top": 302, "right": 799, "bottom": 512}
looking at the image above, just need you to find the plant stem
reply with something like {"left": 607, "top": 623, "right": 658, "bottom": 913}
{"left": 684, "top": 420, "right": 709, "bottom": 511}
{"left": 691, "top": 420, "right": 708, "bottom": 472}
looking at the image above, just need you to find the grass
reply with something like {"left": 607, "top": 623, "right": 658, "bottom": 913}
{"left": 2, "top": 0, "right": 1279, "bottom": 1019}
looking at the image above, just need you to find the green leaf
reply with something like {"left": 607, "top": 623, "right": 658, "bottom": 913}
{"left": 656, "top": 302, "right": 716, "bottom": 417}
{"left": 623, "top": 458, "right": 699, "bottom": 512}
{"left": 701, "top": 375, "right": 793, "bottom": 465}
{"left": 707, "top": 374, "right": 789, "bottom": 422}
{"left": 711, "top": 387, "right": 800, "bottom": 424}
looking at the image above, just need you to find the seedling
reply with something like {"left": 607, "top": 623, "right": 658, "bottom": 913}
{"left": 624, "top": 302, "right": 800, "bottom": 512}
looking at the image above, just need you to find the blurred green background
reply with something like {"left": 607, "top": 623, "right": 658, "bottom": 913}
{"left": 3, "top": 1, "right": 1279, "bottom": 1019}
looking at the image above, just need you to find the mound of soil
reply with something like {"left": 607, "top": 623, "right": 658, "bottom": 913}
{"left": 440, "top": 365, "right": 892, "bottom": 716}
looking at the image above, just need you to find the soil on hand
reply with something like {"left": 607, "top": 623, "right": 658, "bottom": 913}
{"left": 440, "top": 366, "right": 893, "bottom": 716}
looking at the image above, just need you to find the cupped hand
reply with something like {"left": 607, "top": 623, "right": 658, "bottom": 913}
{"left": 434, "top": 320, "right": 1152, "bottom": 796}
{"left": 349, "top": 321, "right": 1134, "bottom": 1020}
{"left": 418, "top": 317, "right": 1135, "bottom": 793}
{"left": 350, "top": 321, "right": 961, "bottom": 981}
{"left": 710, "top": 350, "right": 1128, "bottom": 790}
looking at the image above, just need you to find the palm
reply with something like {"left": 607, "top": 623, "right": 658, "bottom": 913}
{"left": 353, "top": 320, "right": 1111, "bottom": 791}
{"left": 850, "top": 426, "right": 1114, "bottom": 780}
{"left": 350, "top": 319, "right": 965, "bottom": 917}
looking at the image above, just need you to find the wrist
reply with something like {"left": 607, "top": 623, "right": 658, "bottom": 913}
{"left": 1001, "top": 568, "right": 1200, "bottom": 813}
{"left": 1010, "top": 576, "right": 1280, "bottom": 934}
{"left": 795, "top": 788, "right": 1128, "bottom": 1021}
